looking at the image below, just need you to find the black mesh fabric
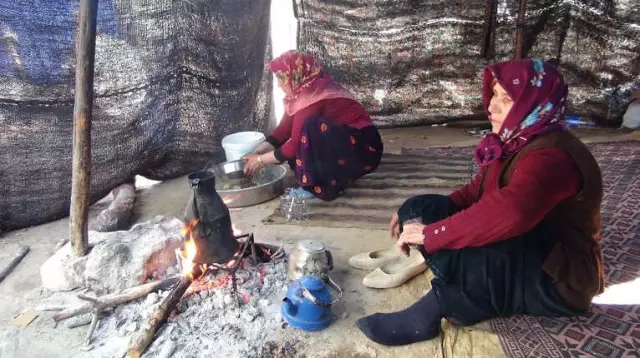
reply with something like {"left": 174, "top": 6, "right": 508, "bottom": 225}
{"left": 295, "top": 0, "right": 639, "bottom": 127}
{"left": 0, "top": 0, "right": 272, "bottom": 230}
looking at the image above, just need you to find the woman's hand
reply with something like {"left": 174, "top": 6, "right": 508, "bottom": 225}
{"left": 253, "top": 141, "right": 274, "bottom": 155}
{"left": 396, "top": 222, "right": 426, "bottom": 257}
{"left": 390, "top": 212, "right": 401, "bottom": 239}
{"left": 243, "top": 154, "right": 265, "bottom": 176}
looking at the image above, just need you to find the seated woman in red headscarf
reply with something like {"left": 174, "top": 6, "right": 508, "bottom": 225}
{"left": 356, "top": 59, "right": 604, "bottom": 346}
{"left": 243, "top": 50, "right": 383, "bottom": 200}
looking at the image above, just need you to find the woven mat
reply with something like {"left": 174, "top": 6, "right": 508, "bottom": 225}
{"left": 262, "top": 151, "right": 474, "bottom": 230}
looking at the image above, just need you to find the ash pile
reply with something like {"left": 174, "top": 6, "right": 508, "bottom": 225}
{"left": 68, "top": 259, "right": 291, "bottom": 358}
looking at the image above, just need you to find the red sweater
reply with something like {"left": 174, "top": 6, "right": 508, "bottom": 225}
{"left": 422, "top": 148, "right": 582, "bottom": 253}
{"left": 268, "top": 98, "right": 373, "bottom": 161}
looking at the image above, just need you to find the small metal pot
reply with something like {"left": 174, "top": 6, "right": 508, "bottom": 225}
{"left": 287, "top": 240, "right": 333, "bottom": 280}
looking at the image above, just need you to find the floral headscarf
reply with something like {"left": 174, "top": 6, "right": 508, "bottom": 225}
{"left": 474, "top": 59, "right": 569, "bottom": 166}
{"left": 267, "top": 50, "right": 355, "bottom": 115}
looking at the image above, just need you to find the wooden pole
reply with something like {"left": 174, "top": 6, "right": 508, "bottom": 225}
{"left": 70, "top": 0, "right": 99, "bottom": 257}
{"left": 481, "top": 0, "right": 498, "bottom": 59}
{"left": 514, "top": 0, "right": 527, "bottom": 58}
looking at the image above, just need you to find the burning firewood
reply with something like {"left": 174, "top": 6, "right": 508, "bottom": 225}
{"left": 52, "top": 276, "right": 180, "bottom": 345}
{"left": 126, "top": 223, "right": 207, "bottom": 358}
{"left": 126, "top": 274, "right": 196, "bottom": 358}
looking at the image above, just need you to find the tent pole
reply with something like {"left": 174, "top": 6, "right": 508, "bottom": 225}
{"left": 70, "top": 0, "right": 99, "bottom": 257}
{"left": 514, "top": 0, "right": 527, "bottom": 58}
{"left": 481, "top": 0, "right": 497, "bottom": 59}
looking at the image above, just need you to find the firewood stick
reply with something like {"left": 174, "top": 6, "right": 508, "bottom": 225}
{"left": 126, "top": 277, "right": 193, "bottom": 358}
{"left": 78, "top": 295, "right": 103, "bottom": 345}
{"left": 35, "top": 305, "right": 67, "bottom": 312}
{"left": 0, "top": 245, "right": 30, "bottom": 283}
{"left": 53, "top": 276, "right": 179, "bottom": 322}
{"left": 65, "top": 315, "right": 93, "bottom": 328}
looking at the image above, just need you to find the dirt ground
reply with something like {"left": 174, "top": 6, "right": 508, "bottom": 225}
{"left": 0, "top": 126, "right": 637, "bottom": 358}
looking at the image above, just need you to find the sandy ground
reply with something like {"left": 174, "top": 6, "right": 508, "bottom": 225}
{"left": 0, "top": 126, "right": 637, "bottom": 358}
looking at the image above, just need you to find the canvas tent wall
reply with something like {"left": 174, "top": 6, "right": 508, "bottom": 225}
{"left": 1, "top": 0, "right": 638, "bottom": 231}
{"left": 0, "top": 0, "right": 272, "bottom": 231}
{"left": 294, "top": 0, "right": 639, "bottom": 127}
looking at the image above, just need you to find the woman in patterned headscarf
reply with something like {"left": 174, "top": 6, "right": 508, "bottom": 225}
{"left": 357, "top": 59, "right": 604, "bottom": 346}
{"left": 243, "top": 50, "right": 383, "bottom": 200}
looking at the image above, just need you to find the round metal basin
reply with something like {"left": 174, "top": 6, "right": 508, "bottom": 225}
{"left": 209, "top": 160, "right": 287, "bottom": 208}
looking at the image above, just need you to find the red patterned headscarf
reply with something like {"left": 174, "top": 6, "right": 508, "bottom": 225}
{"left": 267, "top": 50, "right": 355, "bottom": 116}
{"left": 474, "top": 59, "right": 569, "bottom": 166}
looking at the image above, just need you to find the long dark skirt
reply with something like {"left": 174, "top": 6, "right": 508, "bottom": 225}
{"left": 290, "top": 115, "right": 383, "bottom": 201}
{"left": 397, "top": 194, "right": 581, "bottom": 326}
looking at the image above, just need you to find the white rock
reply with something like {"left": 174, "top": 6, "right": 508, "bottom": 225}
{"left": 190, "top": 293, "right": 202, "bottom": 305}
{"left": 145, "top": 292, "right": 159, "bottom": 305}
{"left": 165, "top": 265, "right": 179, "bottom": 276}
{"left": 215, "top": 294, "right": 225, "bottom": 309}
{"left": 118, "top": 325, "right": 128, "bottom": 337}
{"left": 126, "top": 322, "right": 138, "bottom": 333}
{"left": 39, "top": 234, "right": 107, "bottom": 291}
{"left": 41, "top": 216, "right": 184, "bottom": 294}
{"left": 223, "top": 294, "right": 233, "bottom": 306}
{"left": 157, "top": 340, "right": 177, "bottom": 358}
{"left": 258, "top": 299, "right": 269, "bottom": 307}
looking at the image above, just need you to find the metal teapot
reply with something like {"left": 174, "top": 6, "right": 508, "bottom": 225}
{"left": 287, "top": 240, "right": 333, "bottom": 280}
{"left": 281, "top": 275, "right": 340, "bottom": 331}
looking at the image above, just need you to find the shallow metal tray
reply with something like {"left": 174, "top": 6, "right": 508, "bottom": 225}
{"left": 209, "top": 160, "right": 286, "bottom": 208}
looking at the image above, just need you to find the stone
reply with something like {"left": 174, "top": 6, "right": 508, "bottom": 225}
{"left": 40, "top": 230, "right": 111, "bottom": 292}
{"left": 190, "top": 293, "right": 202, "bottom": 305}
{"left": 223, "top": 294, "right": 233, "bottom": 306}
{"left": 125, "top": 322, "right": 138, "bottom": 333}
{"left": 118, "top": 325, "right": 128, "bottom": 337}
{"left": 215, "top": 294, "right": 225, "bottom": 309}
{"left": 40, "top": 216, "right": 184, "bottom": 294}
{"left": 80, "top": 345, "right": 94, "bottom": 352}
{"left": 145, "top": 292, "right": 159, "bottom": 305}
{"left": 165, "top": 265, "right": 179, "bottom": 276}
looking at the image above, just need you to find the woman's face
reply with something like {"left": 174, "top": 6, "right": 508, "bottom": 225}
{"left": 277, "top": 77, "right": 292, "bottom": 96}
{"left": 488, "top": 81, "right": 514, "bottom": 134}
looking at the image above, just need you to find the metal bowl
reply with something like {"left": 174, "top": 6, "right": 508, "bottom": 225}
{"left": 211, "top": 160, "right": 247, "bottom": 181}
{"left": 209, "top": 160, "right": 287, "bottom": 208}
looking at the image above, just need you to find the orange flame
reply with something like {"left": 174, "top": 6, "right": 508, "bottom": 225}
{"left": 178, "top": 220, "right": 245, "bottom": 278}
{"left": 179, "top": 219, "right": 201, "bottom": 280}
{"left": 232, "top": 223, "right": 242, "bottom": 237}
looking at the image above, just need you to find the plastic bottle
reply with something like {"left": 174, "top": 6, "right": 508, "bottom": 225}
{"left": 566, "top": 115, "right": 596, "bottom": 128}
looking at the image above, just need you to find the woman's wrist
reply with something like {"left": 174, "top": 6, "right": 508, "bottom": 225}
{"left": 258, "top": 151, "right": 278, "bottom": 165}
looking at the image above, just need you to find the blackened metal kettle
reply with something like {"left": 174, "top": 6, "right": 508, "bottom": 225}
{"left": 184, "top": 170, "right": 239, "bottom": 264}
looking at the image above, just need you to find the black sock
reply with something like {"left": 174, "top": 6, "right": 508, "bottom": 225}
{"left": 356, "top": 290, "right": 441, "bottom": 346}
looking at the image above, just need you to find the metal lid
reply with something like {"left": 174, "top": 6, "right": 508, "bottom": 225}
{"left": 297, "top": 240, "right": 326, "bottom": 254}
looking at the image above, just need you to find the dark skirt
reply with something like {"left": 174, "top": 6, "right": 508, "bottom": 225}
{"left": 290, "top": 115, "right": 383, "bottom": 201}
{"left": 397, "top": 194, "right": 581, "bottom": 326}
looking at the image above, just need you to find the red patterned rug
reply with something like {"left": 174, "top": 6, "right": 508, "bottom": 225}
{"left": 404, "top": 141, "right": 640, "bottom": 358}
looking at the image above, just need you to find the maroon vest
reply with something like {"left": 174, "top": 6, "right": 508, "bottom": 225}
{"left": 487, "top": 131, "right": 605, "bottom": 310}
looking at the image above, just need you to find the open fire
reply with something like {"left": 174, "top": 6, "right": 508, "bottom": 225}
{"left": 123, "top": 219, "right": 285, "bottom": 357}
{"left": 175, "top": 219, "right": 284, "bottom": 304}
